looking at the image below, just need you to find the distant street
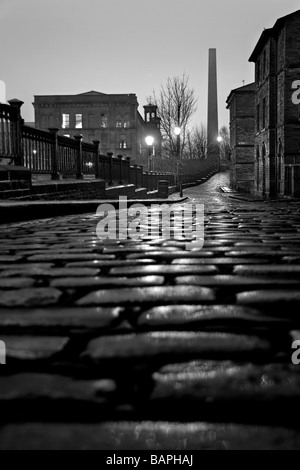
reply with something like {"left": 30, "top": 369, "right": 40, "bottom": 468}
{"left": 171, "top": 170, "right": 231, "bottom": 208}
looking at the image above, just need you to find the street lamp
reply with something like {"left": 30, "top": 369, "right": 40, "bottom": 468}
{"left": 174, "top": 127, "right": 183, "bottom": 196}
{"left": 217, "top": 136, "right": 223, "bottom": 171}
{"left": 145, "top": 135, "right": 154, "bottom": 171}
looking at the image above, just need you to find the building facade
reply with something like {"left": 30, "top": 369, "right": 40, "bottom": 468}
{"left": 226, "top": 83, "right": 256, "bottom": 193}
{"left": 33, "top": 91, "right": 162, "bottom": 166}
{"left": 249, "top": 9, "right": 300, "bottom": 197}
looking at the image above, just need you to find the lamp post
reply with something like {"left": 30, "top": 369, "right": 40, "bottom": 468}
{"left": 217, "top": 135, "right": 223, "bottom": 172}
{"left": 145, "top": 135, "right": 154, "bottom": 172}
{"left": 174, "top": 127, "right": 182, "bottom": 196}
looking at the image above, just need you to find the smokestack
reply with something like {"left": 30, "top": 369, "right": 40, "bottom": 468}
{"left": 207, "top": 49, "right": 219, "bottom": 155}
{"left": 0, "top": 80, "right": 7, "bottom": 103}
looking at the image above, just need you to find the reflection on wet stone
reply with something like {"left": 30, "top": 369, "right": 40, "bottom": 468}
{"left": 1, "top": 172, "right": 300, "bottom": 449}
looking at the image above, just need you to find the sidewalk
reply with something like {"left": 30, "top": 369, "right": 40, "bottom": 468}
{"left": 0, "top": 196, "right": 188, "bottom": 224}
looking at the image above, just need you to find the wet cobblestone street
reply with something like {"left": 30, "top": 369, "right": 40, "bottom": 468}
{"left": 2, "top": 172, "right": 300, "bottom": 449}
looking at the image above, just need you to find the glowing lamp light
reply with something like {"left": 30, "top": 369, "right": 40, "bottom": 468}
{"left": 174, "top": 127, "right": 181, "bottom": 136}
{"left": 145, "top": 136, "right": 154, "bottom": 146}
{"left": 217, "top": 136, "right": 223, "bottom": 143}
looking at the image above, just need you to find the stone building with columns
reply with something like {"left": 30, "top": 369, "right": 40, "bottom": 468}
{"left": 33, "top": 91, "right": 162, "bottom": 166}
{"left": 249, "top": 9, "right": 300, "bottom": 197}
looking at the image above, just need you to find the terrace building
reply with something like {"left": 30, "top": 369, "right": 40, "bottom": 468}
{"left": 249, "top": 9, "right": 300, "bottom": 197}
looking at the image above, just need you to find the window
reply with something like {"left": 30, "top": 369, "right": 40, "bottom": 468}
{"left": 124, "top": 120, "right": 130, "bottom": 128}
{"left": 101, "top": 114, "right": 108, "bottom": 128}
{"left": 62, "top": 114, "right": 70, "bottom": 129}
{"left": 120, "top": 140, "right": 127, "bottom": 149}
{"left": 116, "top": 120, "right": 122, "bottom": 128}
{"left": 75, "top": 114, "right": 83, "bottom": 129}
{"left": 262, "top": 98, "right": 266, "bottom": 129}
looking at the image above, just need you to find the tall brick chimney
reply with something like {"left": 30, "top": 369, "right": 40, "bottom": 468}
{"left": 207, "top": 49, "right": 219, "bottom": 157}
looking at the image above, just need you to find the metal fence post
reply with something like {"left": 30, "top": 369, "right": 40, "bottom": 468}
{"left": 126, "top": 157, "right": 131, "bottom": 183}
{"left": 134, "top": 164, "right": 139, "bottom": 188}
{"left": 49, "top": 128, "right": 60, "bottom": 180}
{"left": 74, "top": 134, "right": 84, "bottom": 180}
{"left": 107, "top": 152, "right": 113, "bottom": 185}
{"left": 118, "top": 154, "right": 123, "bottom": 185}
{"left": 93, "top": 140, "right": 100, "bottom": 179}
{"left": 8, "top": 99, "right": 24, "bottom": 166}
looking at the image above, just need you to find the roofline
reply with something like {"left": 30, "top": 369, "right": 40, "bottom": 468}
{"left": 34, "top": 93, "right": 138, "bottom": 99}
{"left": 249, "top": 29, "right": 272, "bottom": 62}
{"left": 249, "top": 9, "right": 300, "bottom": 62}
{"left": 226, "top": 82, "right": 255, "bottom": 108}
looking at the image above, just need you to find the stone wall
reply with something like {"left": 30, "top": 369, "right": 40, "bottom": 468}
{"left": 227, "top": 84, "right": 255, "bottom": 193}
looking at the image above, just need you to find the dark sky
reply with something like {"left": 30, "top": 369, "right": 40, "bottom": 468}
{"left": 1, "top": 0, "right": 300, "bottom": 128}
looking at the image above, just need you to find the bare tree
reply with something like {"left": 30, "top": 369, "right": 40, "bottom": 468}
{"left": 219, "top": 125, "right": 230, "bottom": 167}
{"left": 184, "top": 124, "right": 213, "bottom": 159}
{"left": 150, "top": 74, "right": 197, "bottom": 166}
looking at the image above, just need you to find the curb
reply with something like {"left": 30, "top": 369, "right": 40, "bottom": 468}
{"left": 0, "top": 197, "right": 189, "bottom": 225}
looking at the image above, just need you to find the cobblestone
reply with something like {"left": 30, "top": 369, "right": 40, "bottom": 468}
{"left": 237, "top": 290, "right": 300, "bottom": 306}
{"left": 76, "top": 286, "right": 216, "bottom": 306}
{"left": 2, "top": 172, "right": 300, "bottom": 449}
{"left": 137, "top": 305, "right": 285, "bottom": 328}
{"left": 0, "top": 267, "right": 100, "bottom": 278}
{"left": 82, "top": 332, "right": 272, "bottom": 362}
{"left": 174, "top": 275, "right": 300, "bottom": 288}
{"left": 1, "top": 278, "right": 36, "bottom": 289}
{"left": 2, "top": 336, "right": 69, "bottom": 361}
{"left": 0, "top": 288, "right": 63, "bottom": 307}
{"left": 234, "top": 265, "right": 300, "bottom": 277}
{"left": 2, "top": 422, "right": 300, "bottom": 450}
{"left": 0, "top": 307, "right": 122, "bottom": 331}
{"left": 150, "top": 362, "right": 300, "bottom": 423}
{"left": 51, "top": 276, "right": 165, "bottom": 288}
{"left": 109, "top": 265, "right": 220, "bottom": 276}
{"left": 0, "top": 373, "right": 116, "bottom": 405}
{"left": 171, "top": 258, "right": 269, "bottom": 265}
